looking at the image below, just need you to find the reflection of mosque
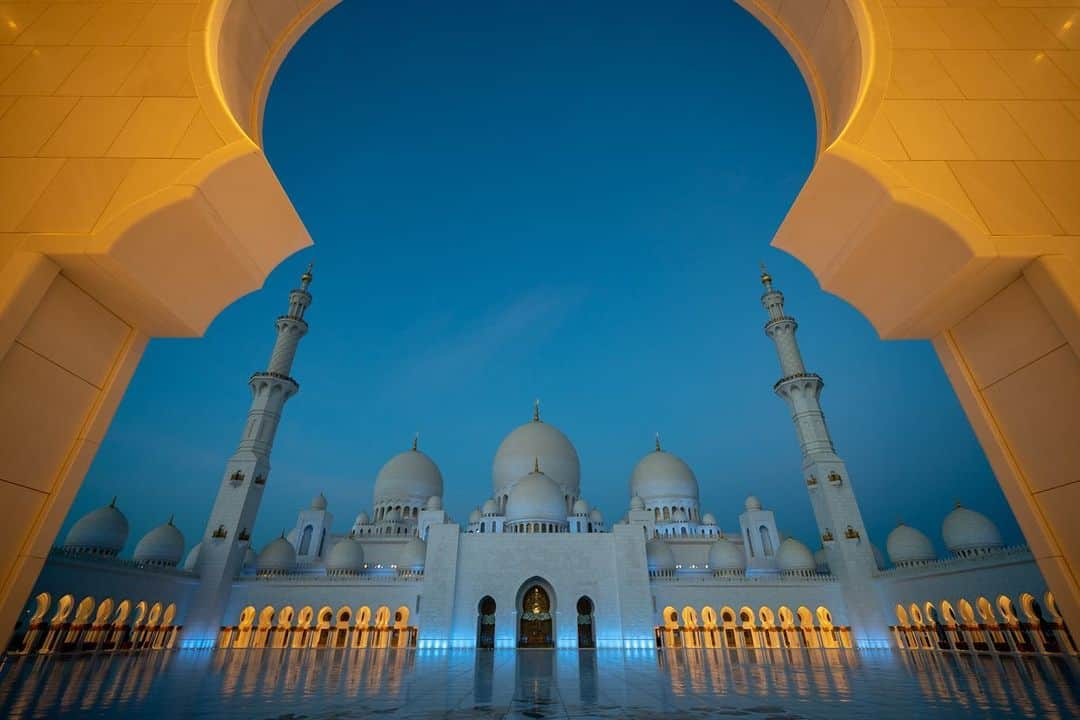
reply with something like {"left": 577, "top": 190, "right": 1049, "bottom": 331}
{"left": 10, "top": 267, "right": 1076, "bottom": 663}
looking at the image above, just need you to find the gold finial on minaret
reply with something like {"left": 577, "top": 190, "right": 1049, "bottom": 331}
{"left": 300, "top": 261, "right": 314, "bottom": 290}
{"left": 655, "top": 432, "right": 662, "bottom": 452}
{"left": 533, "top": 398, "right": 541, "bottom": 422}
{"left": 759, "top": 261, "right": 772, "bottom": 289}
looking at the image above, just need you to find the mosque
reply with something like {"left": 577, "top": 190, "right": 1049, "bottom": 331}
{"left": 9, "top": 267, "right": 1073, "bottom": 658}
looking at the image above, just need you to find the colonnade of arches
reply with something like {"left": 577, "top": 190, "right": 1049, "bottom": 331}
{"left": 656, "top": 604, "right": 850, "bottom": 651}
{"left": 10, "top": 592, "right": 179, "bottom": 656}
{"left": 219, "top": 603, "right": 416, "bottom": 650}
{"left": 891, "top": 592, "right": 1077, "bottom": 657}
{"left": 506, "top": 522, "right": 566, "bottom": 534}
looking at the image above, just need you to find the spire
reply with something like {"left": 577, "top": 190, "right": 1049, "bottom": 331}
{"left": 759, "top": 262, "right": 773, "bottom": 291}
{"left": 412, "top": 432, "right": 419, "bottom": 451}
{"left": 300, "top": 262, "right": 313, "bottom": 291}
{"left": 109, "top": 496, "right": 117, "bottom": 508}
{"left": 533, "top": 456, "right": 540, "bottom": 473}
{"left": 167, "top": 514, "right": 174, "bottom": 526}
{"left": 655, "top": 432, "right": 662, "bottom": 452}
{"left": 533, "top": 398, "right": 541, "bottom": 422}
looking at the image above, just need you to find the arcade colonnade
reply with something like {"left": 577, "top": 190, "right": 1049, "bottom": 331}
{"left": 0, "top": 0, "right": 1077, "bottom": 649}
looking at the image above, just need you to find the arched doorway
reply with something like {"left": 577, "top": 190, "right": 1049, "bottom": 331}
{"left": 576, "top": 596, "right": 594, "bottom": 649}
{"left": 477, "top": 596, "right": 496, "bottom": 649}
{"left": 518, "top": 583, "right": 554, "bottom": 649}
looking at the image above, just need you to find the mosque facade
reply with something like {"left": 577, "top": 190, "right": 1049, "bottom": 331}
{"left": 11, "top": 269, "right": 1072, "bottom": 658}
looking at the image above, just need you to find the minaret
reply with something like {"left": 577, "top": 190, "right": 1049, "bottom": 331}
{"left": 760, "top": 266, "right": 890, "bottom": 647}
{"left": 182, "top": 264, "right": 314, "bottom": 646}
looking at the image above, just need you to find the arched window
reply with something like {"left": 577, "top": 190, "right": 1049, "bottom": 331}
{"left": 317, "top": 528, "right": 326, "bottom": 556}
{"left": 759, "top": 525, "right": 774, "bottom": 556}
{"left": 746, "top": 528, "right": 755, "bottom": 557}
{"left": 299, "top": 525, "right": 313, "bottom": 555}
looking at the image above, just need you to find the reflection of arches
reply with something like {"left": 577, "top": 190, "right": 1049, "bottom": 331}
{"left": 477, "top": 596, "right": 496, "bottom": 649}
{"left": 518, "top": 582, "right": 554, "bottom": 648}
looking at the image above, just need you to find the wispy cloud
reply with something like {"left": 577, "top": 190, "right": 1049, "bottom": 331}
{"left": 387, "top": 287, "right": 586, "bottom": 390}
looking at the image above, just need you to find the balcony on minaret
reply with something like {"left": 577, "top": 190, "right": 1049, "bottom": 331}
{"left": 822, "top": 529, "right": 835, "bottom": 544}
{"left": 237, "top": 528, "right": 251, "bottom": 543}
{"left": 229, "top": 471, "right": 245, "bottom": 487}
{"left": 828, "top": 471, "right": 843, "bottom": 486}
{"left": 253, "top": 474, "right": 266, "bottom": 486}
{"left": 806, "top": 475, "right": 818, "bottom": 487}
{"left": 211, "top": 525, "right": 228, "bottom": 539}
{"left": 844, "top": 525, "right": 860, "bottom": 540}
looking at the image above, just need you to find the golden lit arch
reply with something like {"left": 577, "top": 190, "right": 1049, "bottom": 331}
{"left": 701, "top": 606, "right": 718, "bottom": 629}
{"left": 374, "top": 606, "right": 391, "bottom": 628}
{"left": 113, "top": 600, "right": 131, "bottom": 626}
{"left": 895, "top": 604, "right": 909, "bottom": 626}
{"left": 662, "top": 606, "right": 679, "bottom": 630}
{"left": 356, "top": 606, "right": 372, "bottom": 627}
{"left": 394, "top": 606, "right": 410, "bottom": 629}
{"left": 297, "top": 606, "right": 314, "bottom": 628}
{"left": 163, "top": 603, "right": 177, "bottom": 625}
{"left": 29, "top": 593, "right": 51, "bottom": 624}
{"left": 73, "top": 596, "right": 96, "bottom": 625}
{"left": 94, "top": 598, "right": 114, "bottom": 625}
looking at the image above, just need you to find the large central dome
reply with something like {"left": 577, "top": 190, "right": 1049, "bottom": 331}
{"left": 374, "top": 446, "right": 444, "bottom": 505}
{"left": 492, "top": 405, "right": 580, "bottom": 501}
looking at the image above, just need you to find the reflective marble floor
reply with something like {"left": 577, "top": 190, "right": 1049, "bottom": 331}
{"left": 1, "top": 647, "right": 1078, "bottom": 719}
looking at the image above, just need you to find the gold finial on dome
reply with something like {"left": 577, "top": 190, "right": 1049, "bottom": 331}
{"left": 533, "top": 456, "right": 540, "bottom": 474}
{"left": 533, "top": 398, "right": 541, "bottom": 422}
{"left": 412, "top": 432, "right": 419, "bottom": 451}
{"left": 655, "top": 432, "right": 662, "bottom": 452}
{"left": 109, "top": 496, "right": 117, "bottom": 508}
{"left": 167, "top": 514, "right": 174, "bottom": 526}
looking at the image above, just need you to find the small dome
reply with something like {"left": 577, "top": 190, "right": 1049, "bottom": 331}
{"left": 709, "top": 536, "right": 745, "bottom": 572}
{"left": 326, "top": 536, "right": 365, "bottom": 574}
{"left": 744, "top": 496, "right": 762, "bottom": 512}
{"left": 493, "top": 412, "right": 580, "bottom": 499}
{"left": 777, "top": 538, "right": 815, "bottom": 574}
{"left": 374, "top": 447, "right": 444, "bottom": 506}
{"left": 887, "top": 523, "right": 936, "bottom": 566}
{"left": 311, "top": 493, "right": 327, "bottom": 510}
{"left": 481, "top": 498, "right": 498, "bottom": 515}
{"left": 645, "top": 538, "right": 675, "bottom": 572}
{"left": 256, "top": 536, "right": 296, "bottom": 574}
{"left": 702, "top": 513, "right": 717, "bottom": 526}
{"left": 630, "top": 495, "right": 645, "bottom": 511}
{"left": 468, "top": 508, "right": 482, "bottom": 524}
{"left": 425, "top": 495, "right": 443, "bottom": 511}
{"left": 630, "top": 447, "right": 699, "bottom": 503}
{"left": 506, "top": 466, "right": 567, "bottom": 524}
{"left": 943, "top": 504, "right": 1003, "bottom": 554}
{"left": 399, "top": 536, "right": 427, "bottom": 569}
{"left": 133, "top": 517, "right": 185, "bottom": 566}
{"left": 243, "top": 547, "right": 257, "bottom": 567}
{"left": 355, "top": 511, "right": 370, "bottom": 526}
{"left": 813, "top": 547, "right": 829, "bottom": 572}
{"left": 573, "top": 498, "right": 589, "bottom": 515}
{"left": 63, "top": 499, "right": 129, "bottom": 556}
{"left": 589, "top": 508, "right": 603, "bottom": 523}
{"left": 183, "top": 541, "right": 202, "bottom": 571}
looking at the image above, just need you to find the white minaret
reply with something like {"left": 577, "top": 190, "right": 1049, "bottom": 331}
{"left": 182, "top": 264, "right": 314, "bottom": 646}
{"left": 760, "top": 266, "right": 890, "bottom": 647}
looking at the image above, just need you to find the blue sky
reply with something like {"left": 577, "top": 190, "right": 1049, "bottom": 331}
{"left": 65, "top": 0, "right": 1019, "bottom": 560}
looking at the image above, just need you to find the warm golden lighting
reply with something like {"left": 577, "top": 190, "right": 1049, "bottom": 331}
{"left": 6, "top": 19, "right": 17, "bottom": 29}
{"left": 1064, "top": 20, "right": 1074, "bottom": 31}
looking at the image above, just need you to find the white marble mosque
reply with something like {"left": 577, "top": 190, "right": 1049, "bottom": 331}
{"left": 10, "top": 267, "right": 1075, "bottom": 659}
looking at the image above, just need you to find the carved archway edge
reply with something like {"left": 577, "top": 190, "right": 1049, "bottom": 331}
{"left": 35, "top": 0, "right": 1059, "bottom": 340}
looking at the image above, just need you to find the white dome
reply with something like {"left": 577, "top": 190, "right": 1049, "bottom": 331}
{"left": 630, "top": 495, "right": 645, "bottom": 511}
{"left": 943, "top": 504, "right": 1003, "bottom": 554}
{"left": 311, "top": 493, "right": 327, "bottom": 510}
{"left": 243, "top": 547, "right": 257, "bottom": 567}
{"left": 256, "top": 536, "right": 296, "bottom": 573}
{"left": 374, "top": 448, "right": 444, "bottom": 505}
{"left": 493, "top": 415, "right": 580, "bottom": 500}
{"left": 744, "top": 496, "right": 762, "bottom": 511}
{"left": 468, "top": 508, "right": 482, "bottom": 524}
{"left": 481, "top": 498, "right": 498, "bottom": 515}
{"left": 702, "top": 513, "right": 717, "bottom": 526}
{"left": 505, "top": 468, "right": 567, "bottom": 524}
{"left": 589, "top": 508, "right": 603, "bottom": 523}
{"left": 887, "top": 523, "right": 936, "bottom": 566}
{"left": 183, "top": 542, "right": 201, "bottom": 571}
{"left": 425, "top": 495, "right": 442, "bottom": 510}
{"left": 630, "top": 448, "right": 698, "bottom": 503}
{"left": 399, "top": 536, "right": 427, "bottom": 569}
{"left": 709, "top": 537, "right": 746, "bottom": 572}
{"left": 777, "top": 538, "right": 816, "bottom": 574}
{"left": 814, "top": 547, "right": 829, "bottom": 572}
{"left": 645, "top": 538, "right": 675, "bottom": 572}
{"left": 133, "top": 518, "right": 185, "bottom": 566}
{"left": 63, "top": 499, "right": 129, "bottom": 556}
{"left": 355, "top": 511, "right": 370, "bottom": 525}
{"left": 573, "top": 499, "right": 589, "bottom": 515}
{"left": 326, "top": 537, "right": 365, "bottom": 574}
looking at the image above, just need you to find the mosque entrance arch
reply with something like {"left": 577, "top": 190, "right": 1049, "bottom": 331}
{"left": 477, "top": 596, "right": 496, "bottom": 649}
{"left": 517, "top": 579, "right": 555, "bottom": 649}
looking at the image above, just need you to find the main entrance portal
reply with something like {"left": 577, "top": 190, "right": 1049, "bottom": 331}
{"left": 518, "top": 585, "right": 553, "bottom": 648}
